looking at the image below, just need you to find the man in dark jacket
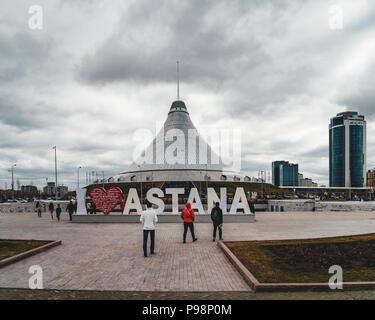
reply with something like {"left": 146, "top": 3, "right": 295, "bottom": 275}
{"left": 66, "top": 201, "right": 75, "bottom": 221}
{"left": 249, "top": 200, "right": 256, "bottom": 214}
{"left": 211, "top": 202, "right": 223, "bottom": 241}
{"left": 56, "top": 204, "right": 62, "bottom": 221}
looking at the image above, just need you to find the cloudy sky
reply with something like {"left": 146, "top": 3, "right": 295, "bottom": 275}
{"left": 0, "top": 0, "right": 374, "bottom": 190}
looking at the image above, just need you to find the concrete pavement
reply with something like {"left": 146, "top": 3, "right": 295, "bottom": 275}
{"left": 1, "top": 211, "right": 375, "bottom": 291}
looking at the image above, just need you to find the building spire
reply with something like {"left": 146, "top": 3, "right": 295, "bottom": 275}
{"left": 177, "top": 60, "right": 180, "bottom": 100}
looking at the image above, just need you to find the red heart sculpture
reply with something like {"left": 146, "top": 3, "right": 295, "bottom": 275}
{"left": 89, "top": 187, "right": 123, "bottom": 215}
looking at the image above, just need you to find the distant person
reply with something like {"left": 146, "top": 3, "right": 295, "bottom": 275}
{"left": 36, "top": 201, "right": 42, "bottom": 218}
{"left": 74, "top": 200, "right": 78, "bottom": 213}
{"left": 92, "top": 202, "right": 97, "bottom": 214}
{"left": 210, "top": 202, "right": 223, "bottom": 242}
{"left": 66, "top": 201, "right": 75, "bottom": 221}
{"left": 56, "top": 204, "right": 62, "bottom": 221}
{"left": 181, "top": 202, "right": 197, "bottom": 243}
{"left": 120, "top": 199, "right": 125, "bottom": 213}
{"left": 48, "top": 202, "right": 54, "bottom": 220}
{"left": 249, "top": 200, "right": 256, "bottom": 214}
{"left": 87, "top": 201, "right": 92, "bottom": 214}
{"left": 140, "top": 200, "right": 158, "bottom": 257}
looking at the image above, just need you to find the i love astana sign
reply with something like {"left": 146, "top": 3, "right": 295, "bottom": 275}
{"left": 89, "top": 186, "right": 251, "bottom": 215}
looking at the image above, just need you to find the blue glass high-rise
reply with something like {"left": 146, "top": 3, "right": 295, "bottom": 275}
{"left": 329, "top": 111, "right": 366, "bottom": 187}
{"left": 272, "top": 161, "right": 299, "bottom": 187}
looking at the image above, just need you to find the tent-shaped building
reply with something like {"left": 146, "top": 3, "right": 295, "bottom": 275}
{"left": 107, "top": 99, "right": 254, "bottom": 186}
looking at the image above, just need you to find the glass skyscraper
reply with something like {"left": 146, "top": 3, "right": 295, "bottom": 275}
{"left": 329, "top": 111, "right": 366, "bottom": 187}
{"left": 272, "top": 161, "right": 299, "bottom": 187}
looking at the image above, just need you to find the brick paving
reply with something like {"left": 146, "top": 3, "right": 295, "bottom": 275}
{"left": 1, "top": 211, "right": 375, "bottom": 292}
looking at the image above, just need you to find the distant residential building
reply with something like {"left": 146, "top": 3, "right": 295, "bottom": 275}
{"left": 367, "top": 170, "right": 375, "bottom": 188}
{"left": 301, "top": 178, "right": 314, "bottom": 187}
{"left": 272, "top": 161, "right": 299, "bottom": 187}
{"left": 43, "top": 182, "right": 68, "bottom": 198}
{"left": 329, "top": 111, "right": 366, "bottom": 187}
{"left": 56, "top": 185, "right": 68, "bottom": 198}
{"left": 298, "top": 173, "right": 303, "bottom": 185}
{"left": 21, "top": 185, "right": 38, "bottom": 196}
{"left": 298, "top": 173, "right": 318, "bottom": 187}
{"left": 43, "top": 182, "right": 56, "bottom": 196}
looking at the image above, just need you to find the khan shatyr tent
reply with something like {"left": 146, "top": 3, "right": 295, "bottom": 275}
{"left": 108, "top": 99, "right": 253, "bottom": 184}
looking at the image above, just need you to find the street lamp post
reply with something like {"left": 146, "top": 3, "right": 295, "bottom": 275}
{"left": 199, "top": 171, "right": 202, "bottom": 198}
{"left": 52, "top": 146, "right": 58, "bottom": 201}
{"left": 261, "top": 170, "right": 264, "bottom": 199}
{"left": 205, "top": 164, "right": 208, "bottom": 198}
{"left": 8, "top": 164, "right": 16, "bottom": 200}
{"left": 138, "top": 165, "right": 143, "bottom": 208}
{"left": 77, "top": 166, "right": 82, "bottom": 189}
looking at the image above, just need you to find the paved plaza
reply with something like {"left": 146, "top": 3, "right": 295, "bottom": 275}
{"left": 1, "top": 211, "right": 375, "bottom": 292}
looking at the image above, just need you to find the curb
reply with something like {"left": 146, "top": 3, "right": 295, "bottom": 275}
{"left": 217, "top": 241, "right": 259, "bottom": 291}
{"left": 0, "top": 240, "right": 62, "bottom": 268}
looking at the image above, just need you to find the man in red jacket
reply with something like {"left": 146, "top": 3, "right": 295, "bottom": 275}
{"left": 181, "top": 202, "right": 198, "bottom": 243}
{"left": 120, "top": 199, "right": 125, "bottom": 213}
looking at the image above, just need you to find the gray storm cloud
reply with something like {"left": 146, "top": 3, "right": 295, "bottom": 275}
{"left": 0, "top": 0, "right": 375, "bottom": 189}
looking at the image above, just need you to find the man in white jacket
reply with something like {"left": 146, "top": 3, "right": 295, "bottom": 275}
{"left": 140, "top": 201, "right": 158, "bottom": 257}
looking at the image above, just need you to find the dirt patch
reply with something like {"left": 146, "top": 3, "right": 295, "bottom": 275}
{"left": 0, "top": 239, "right": 52, "bottom": 260}
{"left": 225, "top": 233, "right": 375, "bottom": 283}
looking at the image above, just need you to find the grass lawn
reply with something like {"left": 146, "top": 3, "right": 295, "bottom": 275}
{"left": 0, "top": 239, "right": 52, "bottom": 261}
{"left": 225, "top": 233, "right": 375, "bottom": 283}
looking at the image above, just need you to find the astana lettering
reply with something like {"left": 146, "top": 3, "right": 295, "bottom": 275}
{"left": 90, "top": 187, "right": 250, "bottom": 215}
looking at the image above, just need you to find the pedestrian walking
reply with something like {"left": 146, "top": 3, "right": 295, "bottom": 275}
{"left": 181, "top": 202, "right": 197, "bottom": 243}
{"left": 210, "top": 202, "right": 223, "bottom": 241}
{"left": 140, "top": 201, "right": 158, "bottom": 257}
{"left": 66, "top": 200, "right": 75, "bottom": 221}
{"left": 36, "top": 201, "right": 42, "bottom": 218}
{"left": 74, "top": 200, "right": 78, "bottom": 213}
{"left": 48, "top": 202, "right": 54, "bottom": 220}
{"left": 87, "top": 201, "right": 92, "bottom": 214}
{"left": 120, "top": 199, "right": 125, "bottom": 213}
{"left": 56, "top": 204, "right": 62, "bottom": 221}
{"left": 249, "top": 200, "right": 255, "bottom": 214}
